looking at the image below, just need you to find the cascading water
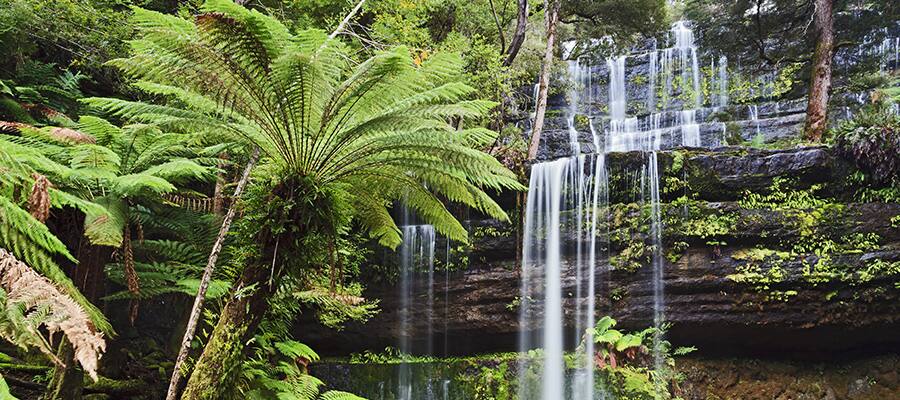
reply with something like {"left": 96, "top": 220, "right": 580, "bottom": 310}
{"left": 519, "top": 153, "right": 606, "bottom": 400}
{"left": 680, "top": 110, "right": 701, "bottom": 147}
{"left": 607, "top": 56, "right": 628, "bottom": 120}
{"left": 748, "top": 105, "right": 762, "bottom": 139}
{"left": 520, "top": 19, "right": 714, "bottom": 400}
{"left": 398, "top": 224, "right": 436, "bottom": 400}
{"left": 718, "top": 55, "right": 729, "bottom": 107}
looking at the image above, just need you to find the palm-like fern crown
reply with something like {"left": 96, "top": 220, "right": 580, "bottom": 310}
{"left": 86, "top": 0, "right": 523, "bottom": 247}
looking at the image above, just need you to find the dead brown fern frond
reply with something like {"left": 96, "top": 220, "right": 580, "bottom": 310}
{"left": 27, "top": 173, "right": 52, "bottom": 223}
{"left": 48, "top": 127, "right": 96, "bottom": 144}
{"left": 121, "top": 225, "right": 140, "bottom": 324}
{"left": 0, "top": 248, "right": 106, "bottom": 380}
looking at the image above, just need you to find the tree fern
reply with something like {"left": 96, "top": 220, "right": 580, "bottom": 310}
{"left": 88, "top": 0, "right": 524, "bottom": 248}
{"left": 0, "top": 146, "right": 113, "bottom": 334}
{"left": 93, "top": 2, "right": 524, "bottom": 398}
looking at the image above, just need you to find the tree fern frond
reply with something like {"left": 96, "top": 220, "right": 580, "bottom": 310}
{"left": 319, "top": 391, "right": 366, "bottom": 400}
{"left": 50, "top": 190, "right": 125, "bottom": 247}
{"left": 69, "top": 144, "right": 121, "bottom": 172}
{"left": 142, "top": 159, "right": 213, "bottom": 183}
{"left": 113, "top": 173, "right": 176, "bottom": 197}
{"left": 273, "top": 340, "right": 319, "bottom": 362}
{"left": 0, "top": 249, "right": 106, "bottom": 380}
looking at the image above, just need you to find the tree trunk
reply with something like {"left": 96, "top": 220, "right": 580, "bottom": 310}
{"left": 527, "top": 0, "right": 561, "bottom": 160}
{"left": 44, "top": 340, "right": 83, "bottom": 400}
{"left": 180, "top": 261, "right": 277, "bottom": 400}
{"left": 804, "top": 0, "right": 834, "bottom": 142}
{"left": 503, "top": 0, "right": 529, "bottom": 67}
{"left": 212, "top": 153, "right": 228, "bottom": 216}
{"left": 165, "top": 148, "right": 259, "bottom": 400}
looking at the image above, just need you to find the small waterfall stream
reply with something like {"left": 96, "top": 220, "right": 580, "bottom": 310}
{"left": 398, "top": 224, "right": 436, "bottom": 400}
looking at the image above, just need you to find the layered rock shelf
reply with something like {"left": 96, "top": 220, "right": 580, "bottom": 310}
{"left": 305, "top": 146, "right": 900, "bottom": 359}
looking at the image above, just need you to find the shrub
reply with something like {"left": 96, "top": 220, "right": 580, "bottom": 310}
{"left": 833, "top": 103, "right": 900, "bottom": 186}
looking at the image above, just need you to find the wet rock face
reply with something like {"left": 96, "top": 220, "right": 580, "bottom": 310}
{"left": 303, "top": 147, "right": 900, "bottom": 358}
{"left": 675, "top": 356, "right": 900, "bottom": 400}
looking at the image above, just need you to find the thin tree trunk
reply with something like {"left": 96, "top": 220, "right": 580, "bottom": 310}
{"left": 804, "top": 0, "right": 834, "bottom": 142}
{"left": 165, "top": 148, "right": 259, "bottom": 400}
{"left": 503, "top": 0, "right": 528, "bottom": 67}
{"left": 488, "top": 0, "right": 507, "bottom": 54}
{"left": 527, "top": 0, "right": 561, "bottom": 160}
{"left": 328, "top": 0, "right": 366, "bottom": 40}
{"left": 180, "top": 261, "right": 278, "bottom": 400}
{"left": 212, "top": 153, "right": 228, "bottom": 216}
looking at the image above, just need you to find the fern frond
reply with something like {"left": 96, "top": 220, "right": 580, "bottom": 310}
{"left": 0, "top": 249, "right": 106, "bottom": 380}
{"left": 113, "top": 173, "right": 176, "bottom": 197}
{"left": 319, "top": 391, "right": 366, "bottom": 400}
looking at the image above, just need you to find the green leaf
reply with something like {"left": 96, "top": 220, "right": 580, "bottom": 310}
{"left": 273, "top": 340, "right": 319, "bottom": 362}
{"left": 70, "top": 144, "right": 121, "bottom": 172}
{"left": 615, "top": 334, "right": 643, "bottom": 352}
{"left": 50, "top": 191, "right": 125, "bottom": 247}
{"left": 144, "top": 159, "right": 213, "bottom": 183}
{"left": 113, "top": 173, "right": 176, "bottom": 197}
{"left": 594, "top": 329, "right": 623, "bottom": 345}
{"left": 594, "top": 316, "right": 616, "bottom": 334}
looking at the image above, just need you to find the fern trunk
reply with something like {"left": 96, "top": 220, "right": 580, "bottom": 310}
{"left": 44, "top": 340, "right": 83, "bottom": 400}
{"left": 180, "top": 261, "right": 278, "bottom": 400}
{"left": 166, "top": 148, "right": 259, "bottom": 400}
{"left": 44, "top": 226, "right": 112, "bottom": 400}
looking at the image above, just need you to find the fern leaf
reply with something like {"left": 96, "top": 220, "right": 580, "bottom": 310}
{"left": 0, "top": 249, "right": 106, "bottom": 380}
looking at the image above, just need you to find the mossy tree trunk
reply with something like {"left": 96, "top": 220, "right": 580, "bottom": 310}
{"left": 179, "top": 176, "right": 321, "bottom": 400}
{"left": 804, "top": 0, "right": 834, "bottom": 142}
{"left": 179, "top": 260, "right": 278, "bottom": 400}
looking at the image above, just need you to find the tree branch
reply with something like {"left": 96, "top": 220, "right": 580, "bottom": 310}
{"left": 488, "top": 0, "right": 507, "bottom": 54}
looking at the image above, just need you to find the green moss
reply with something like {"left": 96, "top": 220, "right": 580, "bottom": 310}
{"left": 665, "top": 241, "right": 689, "bottom": 263}
{"left": 0, "top": 97, "right": 36, "bottom": 124}
{"left": 665, "top": 196, "right": 738, "bottom": 239}
{"left": 611, "top": 240, "right": 652, "bottom": 273}
{"left": 726, "top": 249, "right": 790, "bottom": 300}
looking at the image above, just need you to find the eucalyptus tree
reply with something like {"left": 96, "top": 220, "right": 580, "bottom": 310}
{"left": 86, "top": 0, "right": 524, "bottom": 398}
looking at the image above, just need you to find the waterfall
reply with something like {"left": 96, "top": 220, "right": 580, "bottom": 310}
{"left": 607, "top": 56, "right": 627, "bottom": 121}
{"left": 718, "top": 55, "right": 729, "bottom": 107}
{"left": 680, "top": 110, "right": 701, "bottom": 147}
{"left": 648, "top": 49, "right": 658, "bottom": 113}
{"left": 567, "top": 59, "right": 592, "bottom": 154}
{"left": 398, "top": 224, "right": 436, "bottom": 400}
{"left": 519, "top": 18, "right": 720, "bottom": 400}
{"left": 519, "top": 154, "right": 606, "bottom": 400}
{"left": 749, "top": 105, "right": 761, "bottom": 139}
